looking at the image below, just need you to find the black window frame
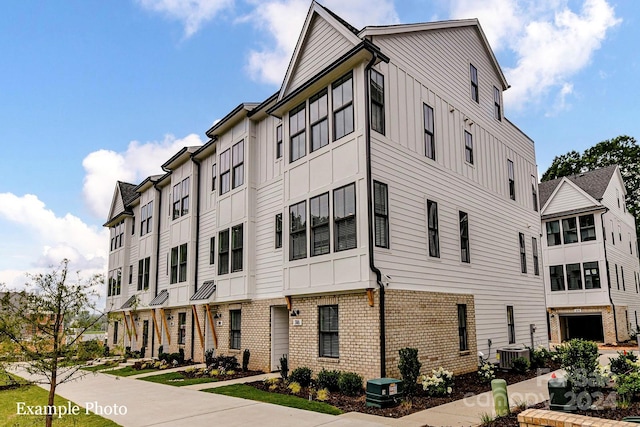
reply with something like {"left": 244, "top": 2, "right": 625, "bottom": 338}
{"left": 113, "top": 321, "right": 119, "bottom": 345}
{"left": 428, "top": 200, "right": 440, "bottom": 258}
{"left": 622, "top": 266, "right": 626, "bottom": 291}
{"left": 232, "top": 140, "right": 244, "bottom": 189}
{"left": 374, "top": 181, "right": 389, "bottom": 249}
{"left": 319, "top": 305, "right": 339, "bottom": 358}
{"left": 546, "top": 220, "right": 561, "bottom": 246}
{"left": 310, "top": 193, "right": 330, "bottom": 256}
{"left": 178, "top": 243, "right": 187, "bottom": 282}
{"left": 532, "top": 237, "right": 539, "bottom": 276}
{"left": 507, "top": 306, "right": 515, "bottom": 344}
{"left": 276, "top": 124, "right": 283, "bottom": 159}
{"left": 508, "top": 159, "right": 515, "bottom": 200}
{"left": 220, "top": 149, "right": 231, "bottom": 195}
{"left": 289, "top": 201, "right": 307, "bottom": 261}
{"left": 370, "top": 69, "right": 385, "bottom": 135}
{"left": 550, "top": 265, "right": 565, "bottom": 291}
{"left": 137, "top": 257, "right": 150, "bottom": 291}
{"left": 531, "top": 175, "right": 538, "bottom": 212}
{"left": 562, "top": 217, "right": 578, "bottom": 244}
{"left": 519, "top": 233, "right": 527, "bottom": 274}
{"left": 209, "top": 236, "right": 215, "bottom": 265}
{"left": 211, "top": 163, "right": 216, "bottom": 191}
{"left": 424, "top": 103, "right": 435, "bottom": 160}
{"left": 579, "top": 214, "right": 596, "bottom": 242}
{"left": 470, "top": 64, "right": 479, "bottom": 103}
{"left": 218, "top": 229, "right": 230, "bottom": 275}
{"left": 458, "top": 304, "right": 468, "bottom": 351}
{"left": 170, "top": 246, "right": 178, "bottom": 284}
{"left": 181, "top": 177, "right": 190, "bottom": 216}
{"left": 289, "top": 102, "right": 306, "bottom": 163}
{"left": 275, "top": 213, "right": 283, "bottom": 249}
{"left": 309, "top": 89, "right": 329, "bottom": 152}
{"left": 459, "top": 211, "right": 470, "bottom": 263}
{"left": 177, "top": 312, "right": 186, "bottom": 345}
{"left": 583, "top": 261, "right": 601, "bottom": 289}
{"left": 566, "top": 263, "right": 582, "bottom": 290}
{"left": 230, "top": 310, "right": 241, "bottom": 350}
{"left": 142, "top": 320, "right": 149, "bottom": 348}
{"left": 231, "top": 224, "right": 243, "bottom": 273}
{"left": 332, "top": 72, "right": 354, "bottom": 141}
{"left": 494, "top": 86, "right": 502, "bottom": 120}
{"left": 333, "top": 183, "right": 357, "bottom": 252}
{"left": 464, "top": 131, "right": 474, "bottom": 164}
{"left": 172, "top": 182, "right": 181, "bottom": 220}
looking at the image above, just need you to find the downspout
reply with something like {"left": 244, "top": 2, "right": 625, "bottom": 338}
{"left": 364, "top": 51, "right": 386, "bottom": 378}
{"left": 600, "top": 209, "right": 619, "bottom": 343}
{"left": 190, "top": 155, "right": 202, "bottom": 361}
{"left": 152, "top": 183, "right": 163, "bottom": 358}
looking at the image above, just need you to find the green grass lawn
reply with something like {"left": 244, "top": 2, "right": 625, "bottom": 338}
{"left": 81, "top": 363, "right": 119, "bottom": 372}
{"left": 138, "top": 371, "right": 219, "bottom": 387}
{"left": 103, "top": 366, "right": 157, "bottom": 377}
{"left": 204, "top": 384, "right": 342, "bottom": 415}
{"left": 0, "top": 384, "right": 121, "bottom": 427}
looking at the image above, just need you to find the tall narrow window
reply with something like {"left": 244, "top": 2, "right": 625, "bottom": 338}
{"left": 531, "top": 175, "right": 538, "bottom": 211}
{"left": 459, "top": 211, "right": 470, "bottom": 263}
{"left": 179, "top": 244, "right": 187, "bottom": 282}
{"left": 550, "top": 265, "right": 565, "bottom": 291}
{"left": 334, "top": 183, "right": 357, "bottom": 251}
{"left": 630, "top": 234, "right": 633, "bottom": 254}
{"left": 146, "top": 201, "right": 153, "bottom": 234}
{"left": 464, "top": 131, "right": 474, "bottom": 164}
{"left": 142, "top": 320, "right": 149, "bottom": 348}
{"left": 319, "top": 305, "right": 339, "bottom": 358}
{"left": 276, "top": 124, "right": 283, "bottom": 159}
{"left": 181, "top": 177, "right": 190, "bottom": 216}
{"left": 178, "top": 313, "right": 186, "bottom": 345}
{"left": 310, "top": 193, "right": 330, "bottom": 256}
{"left": 428, "top": 200, "right": 440, "bottom": 257}
{"left": 494, "top": 86, "right": 501, "bottom": 120}
{"left": 209, "top": 237, "right": 215, "bottom": 265}
{"left": 230, "top": 310, "right": 241, "bottom": 349}
{"left": 309, "top": 89, "right": 328, "bottom": 152}
{"left": 508, "top": 160, "right": 515, "bottom": 200}
{"left": 129, "top": 265, "right": 133, "bottom": 284}
{"left": 532, "top": 237, "right": 539, "bottom": 276}
{"left": 579, "top": 214, "right": 596, "bottom": 241}
{"left": 113, "top": 321, "right": 119, "bottom": 345}
{"left": 622, "top": 266, "right": 626, "bottom": 291}
{"left": 562, "top": 217, "right": 578, "bottom": 244}
{"left": 424, "top": 104, "right": 435, "bottom": 160}
{"left": 138, "top": 257, "right": 150, "bottom": 290}
{"left": 218, "top": 230, "right": 229, "bottom": 275}
{"left": 220, "top": 149, "right": 231, "bottom": 195}
{"left": 140, "top": 204, "right": 147, "bottom": 236}
{"left": 172, "top": 183, "right": 181, "bottom": 219}
{"left": 374, "top": 181, "right": 389, "bottom": 248}
{"left": 289, "top": 201, "right": 307, "bottom": 260}
{"left": 370, "top": 70, "right": 385, "bottom": 134}
{"left": 231, "top": 224, "right": 243, "bottom": 272}
{"left": 289, "top": 103, "right": 306, "bottom": 163}
{"left": 458, "top": 304, "right": 468, "bottom": 351}
{"left": 232, "top": 141, "right": 244, "bottom": 189}
{"left": 275, "top": 214, "right": 283, "bottom": 249}
{"left": 131, "top": 217, "right": 135, "bottom": 235}
{"left": 507, "top": 306, "right": 515, "bottom": 344}
{"left": 546, "top": 221, "right": 561, "bottom": 246}
{"left": 519, "top": 233, "right": 527, "bottom": 273}
{"left": 583, "top": 262, "right": 601, "bottom": 289}
{"left": 170, "top": 247, "right": 178, "bottom": 284}
{"left": 470, "top": 64, "right": 479, "bottom": 103}
{"left": 332, "top": 72, "right": 354, "bottom": 140}
{"left": 211, "top": 163, "right": 216, "bottom": 191}
{"left": 566, "top": 263, "right": 582, "bottom": 290}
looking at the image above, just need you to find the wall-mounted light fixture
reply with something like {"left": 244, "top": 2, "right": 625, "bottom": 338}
{"left": 213, "top": 312, "right": 221, "bottom": 319}
{"left": 290, "top": 309, "right": 300, "bottom": 317}
{"left": 166, "top": 314, "right": 174, "bottom": 321}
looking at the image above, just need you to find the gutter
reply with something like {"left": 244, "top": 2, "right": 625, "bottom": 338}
{"left": 190, "top": 155, "right": 203, "bottom": 361}
{"left": 600, "top": 209, "right": 619, "bottom": 343}
{"left": 152, "top": 182, "right": 163, "bottom": 357}
{"left": 364, "top": 51, "right": 387, "bottom": 378}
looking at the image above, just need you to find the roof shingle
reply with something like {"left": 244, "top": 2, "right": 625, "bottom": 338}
{"left": 538, "top": 165, "right": 618, "bottom": 208}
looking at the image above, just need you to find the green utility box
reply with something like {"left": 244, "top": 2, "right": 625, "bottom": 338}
{"left": 365, "top": 378, "right": 403, "bottom": 408}
{"left": 548, "top": 377, "right": 575, "bottom": 412}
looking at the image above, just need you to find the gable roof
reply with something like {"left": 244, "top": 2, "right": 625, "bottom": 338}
{"left": 119, "top": 181, "right": 138, "bottom": 206}
{"left": 538, "top": 165, "right": 618, "bottom": 208}
{"left": 105, "top": 181, "right": 138, "bottom": 226}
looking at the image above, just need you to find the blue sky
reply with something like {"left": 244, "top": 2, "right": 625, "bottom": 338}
{"left": 0, "top": 0, "right": 637, "bottom": 296}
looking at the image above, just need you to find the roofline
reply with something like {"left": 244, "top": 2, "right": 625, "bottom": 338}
{"left": 103, "top": 210, "right": 134, "bottom": 228}
{"left": 192, "top": 137, "right": 217, "bottom": 160}
{"left": 247, "top": 92, "right": 279, "bottom": 118}
{"left": 205, "top": 103, "right": 259, "bottom": 138}
{"left": 161, "top": 146, "right": 200, "bottom": 172}
{"left": 540, "top": 176, "right": 603, "bottom": 214}
{"left": 541, "top": 205, "right": 607, "bottom": 221}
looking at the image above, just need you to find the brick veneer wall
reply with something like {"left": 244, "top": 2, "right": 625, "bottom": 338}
{"left": 548, "top": 305, "right": 618, "bottom": 344}
{"left": 518, "top": 408, "right": 637, "bottom": 426}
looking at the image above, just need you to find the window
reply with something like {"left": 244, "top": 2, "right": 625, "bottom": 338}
{"left": 618, "top": 224, "right": 622, "bottom": 242}
{"left": 289, "top": 201, "right": 307, "bottom": 260}
{"left": 610, "top": 220, "right": 615, "bottom": 244}
{"left": 231, "top": 224, "right": 243, "bottom": 273}
{"left": 616, "top": 264, "right": 620, "bottom": 290}
{"left": 310, "top": 193, "right": 330, "bottom": 256}
{"left": 546, "top": 221, "right": 561, "bottom": 246}
{"left": 172, "top": 183, "right": 181, "bottom": 219}
{"left": 458, "top": 304, "right": 468, "bottom": 351}
{"left": 142, "top": 320, "right": 149, "bottom": 348}
{"left": 289, "top": 103, "right": 306, "bottom": 163}
{"left": 459, "top": 211, "right": 470, "bottom": 263}
{"left": 550, "top": 265, "right": 565, "bottom": 291}
{"left": 562, "top": 217, "right": 578, "bottom": 244}
{"left": 230, "top": 310, "right": 241, "bottom": 350}
{"left": 131, "top": 217, "right": 135, "bottom": 235}
{"left": 333, "top": 72, "right": 354, "bottom": 140}
{"left": 108, "top": 268, "right": 122, "bottom": 296}
{"left": 220, "top": 149, "right": 231, "bottom": 194}
{"left": 182, "top": 178, "right": 190, "bottom": 215}
{"left": 211, "top": 163, "right": 216, "bottom": 191}
{"left": 171, "top": 245, "right": 187, "bottom": 283}
{"left": 140, "top": 203, "right": 152, "bottom": 236}
{"left": 519, "top": 233, "right": 527, "bottom": 274}
{"left": 218, "top": 229, "right": 229, "bottom": 275}
{"left": 532, "top": 237, "right": 539, "bottom": 276}
{"left": 334, "top": 183, "right": 357, "bottom": 251}
{"left": 566, "top": 263, "right": 582, "bottom": 290}
{"left": 145, "top": 202, "right": 153, "bottom": 234}
{"left": 636, "top": 273, "right": 639, "bottom": 293}
{"left": 494, "top": 86, "right": 501, "bottom": 120}
{"left": 276, "top": 125, "right": 283, "bottom": 159}
{"left": 113, "top": 321, "right": 118, "bottom": 345}
{"left": 177, "top": 312, "right": 186, "bottom": 345}
{"left": 110, "top": 220, "right": 125, "bottom": 249}
{"left": 507, "top": 306, "right": 515, "bottom": 344}
{"left": 128, "top": 265, "right": 133, "bottom": 284}
{"left": 470, "top": 64, "right": 479, "bottom": 102}
{"left": 579, "top": 215, "right": 596, "bottom": 241}
{"left": 374, "top": 181, "right": 389, "bottom": 248}
{"left": 630, "top": 234, "right": 633, "bottom": 254}
{"left": 275, "top": 214, "right": 283, "bottom": 249}
{"left": 370, "top": 70, "right": 385, "bottom": 134}
{"left": 464, "top": 131, "right": 473, "bottom": 164}
{"left": 137, "top": 257, "right": 150, "bottom": 291}
{"left": 179, "top": 244, "right": 187, "bottom": 282}
{"left": 309, "top": 89, "right": 328, "bottom": 152}
{"left": 173, "top": 179, "right": 189, "bottom": 219}
{"left": 232, "top": 141, "right": 244, "bottom": 189}
{"left": 428, "top": 200, "right": 440, "bottom": 257}
{"left": 424, "top": 104, "right": 435, "bottom": 160}
{"left": 508, "top": 160, "right": 515, "bottom": 200}
{"left": 583, "top": 262, "right": 601, "bottom": 289}
{"left": 319, "top": 305, "right": 339, "bottom": 358}
{"left": 209, "top": 237, "right": 215, "bottom": 265}
{"left": 617, "top": 189, "right": 620, "bottom": 208}
{"left": 170, "top": 247, "right": 178, "bottom": 284}
{"left": 622, "top": 266, "right": 626, "bottom": 291}
{"left": 532, "top": 175, "right": 538, "bottom": 212}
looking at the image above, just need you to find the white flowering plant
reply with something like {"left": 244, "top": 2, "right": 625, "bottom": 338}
{"left": 421, "top": 367, "right": 454, "bottom": 396}
{"left": 478, "top": 361, "right": 495, "bottom": 383}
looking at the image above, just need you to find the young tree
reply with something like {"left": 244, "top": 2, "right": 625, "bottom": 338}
{"left": 0, "top": 259, "right": 104, "bottom": 427}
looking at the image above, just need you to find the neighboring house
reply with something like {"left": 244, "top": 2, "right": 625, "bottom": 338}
{"left": 104, "top": 1, "right": 547, "bottom": 380}
{"left": 539, "top": 165, "right": 640, "bottom": 344}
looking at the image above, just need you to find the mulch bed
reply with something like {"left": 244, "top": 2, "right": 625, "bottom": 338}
{"left": 248, "top": 363, "right": 560, "bottom": 419}
{"left": 182, "top": 369, "right": 264, "bottom": 381}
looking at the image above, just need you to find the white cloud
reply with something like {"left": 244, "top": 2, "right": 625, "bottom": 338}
{"left": 82, "top": 133, "right": 204, "bottom": 218}
{"left": 449, "top": 0, "right": 620, "bottom": 112}
{"left": 136, "top": 0, "right": 234, "bottom": 37}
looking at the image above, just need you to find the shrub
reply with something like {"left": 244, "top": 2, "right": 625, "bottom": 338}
{"left": 289, "top": 367, "right": 313, "bottom": 387}
{"left": 558, "top": 339, "right": 603, "bottom": 391}
{"left": 338, "top": 372, "right": 363, "bottom": 396}
{"left": 287, "top": 381, "right": 301, "bottom": 394}
{"left": 178, "top": 348, "right": 185, "bottom": 364}
{"left": 610, "top": 351, "right": 639, "bottom": 376}
{"left": 204, "top": 348, "right": 216, "bottom": 367}
{"left": 316, "top": 369, "right": 340, "bottom": 392}
{"left": 528, "top": 346, "right": 552, "bottom": 369}
{"left": 103, "top": 345, "right": 110, "bottom": 357}
{"left": 478, "top": 361, "right": 495, "bottom": 383}
{"left": 398, "top": 347, "right": 422, "bottom": 397}
{"left": 159, "top": 352, "right": 169, "bottom": 362}
{"left": 316, "top": 388, "right": 329, "bottom": 401}
{"left": 511, "top": 357, "right": 530, "bottom": 374}
{"left": 158, "top": 345, "right": 163, "bottom": 355}
{"left": 242, "top": 349, "right": 250, "bottom": 371}
{"left": 76, "top": 340, "right": 103, "bottom": 361}
{"left": 615, "top": 371, "right": 640, "bottom": 402}
{"left": 279, "top": 355, "right": 289, "bottom": 381}
{"left": 422, "top": 367, "right": 454, "bottom": 397}
{"left": 210, "top": 355, "right": 239, "bottom": 371}
{"left": 140, "top": 346, "right": 146, "bottom": 359}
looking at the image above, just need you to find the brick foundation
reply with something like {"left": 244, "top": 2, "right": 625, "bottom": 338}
{"left": 518, "top": 408, "right": 637, "bottom": 426}
{"left": 548, "top": 305, "right": 624, "bottom": 344}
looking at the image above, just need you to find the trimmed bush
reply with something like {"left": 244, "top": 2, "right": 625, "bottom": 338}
{"left": 610, "top": 351, "right": 639, "bottom": 376}
{"left": 316, "top": 369, "right": 340, "bottom": 392}
{"left": 242, "top": 349, "right": 250, "bottom": 371}
{"left": 528, "top": 346, "right": 552, "bottom": 369}
{"left": 289, "top": 367, "right": 312, "bottom": 387}
{"left": 558, "top": 339, "right": 603, "bottom": 391}
{"left": 204, "top": 348, "right": 215, "bottom": 367}
{"left": 279, "top": 355, "right": 289, "bottom": 381}
{"left": 398, "top": 347, "right": 422, "bottom": 397}
{"left": 210, "top": 355, "right": 240, "bottom": 371}
{"left": 338, "top": 372, "right": 363, "bottom": 396}
{"left": 510, "top": 357, "right": 530, "bottom": 374}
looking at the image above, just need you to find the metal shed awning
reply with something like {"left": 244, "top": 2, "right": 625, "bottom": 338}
{"left": 149, "top": 290, "right": 169, "bottom": 306}
{"left": 120, "top": 295, "right": 137, "bottom": 310}
{"left": 190, "top": 281, "right": 216, "bottom": 302}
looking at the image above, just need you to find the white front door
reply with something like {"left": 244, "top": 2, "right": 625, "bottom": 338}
{"left": 271, "top": 306, "right": 289, "bottom": 371}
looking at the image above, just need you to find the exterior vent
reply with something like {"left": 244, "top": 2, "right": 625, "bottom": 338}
{"left": 497, "top": 347, "right": 530, "bottom": 370}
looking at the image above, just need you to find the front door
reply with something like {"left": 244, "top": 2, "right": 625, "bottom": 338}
{"left": 271, "top": 306, "right": 289, "bottom": 371}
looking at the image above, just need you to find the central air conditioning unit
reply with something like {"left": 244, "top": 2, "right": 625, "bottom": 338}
{"left": 497, "top": 347, "right": 530, "bottom": 370}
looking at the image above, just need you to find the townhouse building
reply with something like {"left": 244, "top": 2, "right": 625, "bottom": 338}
{"left": 104, "top": 1, "right": 548, "bottom": 380}
{"left": 539, "top": 165, "right": 640, "bottom": 344}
